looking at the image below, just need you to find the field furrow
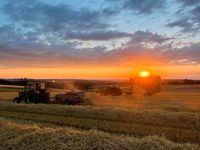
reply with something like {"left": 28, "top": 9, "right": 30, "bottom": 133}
{"left": 1, "top": 102, "right": 200, "bottom": 130}
{"left": 1, "top": 118, "right": 199, "bottom": 150}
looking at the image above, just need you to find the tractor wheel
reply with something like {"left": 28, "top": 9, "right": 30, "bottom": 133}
{"left": 25, "top": 96, "right": 32, "bottom": 104}
{"left": 26, "top": 92, "right": 37, "bottom": 103}
{"left": 13, "top": 97, "right": 21, "bottom": 103}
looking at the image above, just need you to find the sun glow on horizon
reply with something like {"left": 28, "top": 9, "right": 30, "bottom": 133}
{"left": 0, "top": 65, "right": 200, "bottom": 79}
{"left": 139, "top": 71, "right": 150, "bottom": 77}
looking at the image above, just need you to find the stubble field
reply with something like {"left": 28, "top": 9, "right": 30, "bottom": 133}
{"left": 0, "top": 84, "right": 200, "bottom": 149}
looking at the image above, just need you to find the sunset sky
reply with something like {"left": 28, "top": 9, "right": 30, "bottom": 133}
{"left": 0, "top": 0, "right": 200, "bottom": 79}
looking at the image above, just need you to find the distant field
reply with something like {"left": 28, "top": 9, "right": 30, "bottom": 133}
{"left": 0, "top": 85, "right": 23, "bottom": 92}
{"left": 0, "top": 85, "right": 23, "bottom": 100}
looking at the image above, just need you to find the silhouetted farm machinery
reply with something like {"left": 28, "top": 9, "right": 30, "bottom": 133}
{"left": 13, "top": 74, "right": 162, "bottom": 104}
{"left": 134, "top": 75, "right": 161, "bottom": 96}
{"left": 96, "top": 75, "right": 161, "bottom": 96}
{"left": 13, "top": 82, "right": 85, "bottom": 105}
{"left": 97, "top": 84, "right": 122, "bottom": 96}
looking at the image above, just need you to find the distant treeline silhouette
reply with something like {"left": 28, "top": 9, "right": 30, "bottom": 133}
{"left": 46, "top": 80, "right": 95, "bottom": 90}
{"left": 0, "top": 79, "right": 95, "bottom": 90}
{"left": 0, "top": 78, "right": 30, "bottom": 86}
{"left": 162, "top": 79, "right": 200, "bottom": 85}
{"left": 0, "top": 79, "right": 200, "bottom": 89}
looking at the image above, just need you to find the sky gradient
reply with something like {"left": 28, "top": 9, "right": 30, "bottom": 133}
{"left": 0, "top": 0, "right": 200, "bottom": 79}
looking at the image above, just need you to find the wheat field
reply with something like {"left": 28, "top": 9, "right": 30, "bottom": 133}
{"left": 0, "top": 117, "right": 199, "bottom": 150}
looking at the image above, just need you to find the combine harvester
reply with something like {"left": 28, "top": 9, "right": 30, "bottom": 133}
{"left": 13, "top": 82, "right": 85, "bottom": 104}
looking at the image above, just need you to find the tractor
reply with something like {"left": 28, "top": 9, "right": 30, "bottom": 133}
{"left": 97, "top": 84, "right": 122, "bottom": 96}
{"left": 13, "top": 82, "right": 50, "bottom": 104}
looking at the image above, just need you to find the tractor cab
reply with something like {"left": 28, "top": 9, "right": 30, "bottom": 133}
{"left": 97, "top": 84, "right": 122, "bottom": 96}
{"left": 13, "top": 82, "right": 50, "bottom": 103}
{"left": 26, "top": 82, "right": 46, "bottom": 91}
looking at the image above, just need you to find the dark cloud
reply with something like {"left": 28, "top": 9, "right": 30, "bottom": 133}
{"left": 129, "top": 31, "right": 170, "bottom": 44}
{"left": 108, "top": 40, "right": 200, "bottom": 66}
{"left": 167, "top": 0, "right": 200, "bottom": 33}
{"left": 3, "top": 0, "right": 108, "bottom": 33}
{"left": 176, "top": 0, "right": 200, "bottom": 6}
{"left": 0, "top": 29, "right": 199, "bottom": 67}
{"left": 191, "top": 5, "right": 200, "bottom": 22}
{"left": 66, "top": 31, "right": 132, "bottom": 41}
{"left": 0, "top": 42, "right": 108, "bottom": 67}
{"left": 101, "top": 7, "right": 119, "bottom": 16}
{"left": 123, "top": 0, "right": 165, "bottom": 14}
{"left": 166, "top": 18, "right": 194, "bottom": 32}
{"left": 178, "top": 43, "right": 200, "bottom": 60}
{"left": 1, "top": 0, "right": 134, "bottom": 51}
{"left": 0, "top": 0, "right": 199, "bottom": 68}
{"left": 104, "top": 31, "right": 173, "bottom": 65}
{"left": 0, "top": 25, "right": 22, "bottom": 42}
{"left": 0, "top": 30, "right": 181, "bottom": 67}
{"left": 107, "top": 0, "right": 165, "bottom": 14}
{"left": 167, "top": 18, "right": 190, "bottom": 28}
{"left": 167, "top": 14, "right": 200, "bottom": 33}
{"left": 103, "top": 31, "right": 200, "bottom": 66}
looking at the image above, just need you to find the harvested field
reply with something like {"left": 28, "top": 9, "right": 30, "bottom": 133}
{"left": 1, "top": 84, "right": 200, "bottom": 149}
{"left": 1, "top": 117, "right": 199, "bottom": 150}
{"left": 0, "top": 102, "right": 200, "bottom": 145}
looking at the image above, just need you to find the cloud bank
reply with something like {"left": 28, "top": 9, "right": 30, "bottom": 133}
{"left": 0, "top": 0, "right": 199, "bottom": 69}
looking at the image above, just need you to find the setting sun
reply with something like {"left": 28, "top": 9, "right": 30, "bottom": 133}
{"left": 139, "top": 71, "right": 150, "bottom": 77}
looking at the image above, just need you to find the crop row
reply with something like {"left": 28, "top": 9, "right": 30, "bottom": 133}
{"left": 1, "top": 103, "right": 200, "bottom": 131}
{"left": 1, "top": 109, "right": 200, "bottom": 144}
{"left": 1, "top": 118, "right": 199, "bottom": 150}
